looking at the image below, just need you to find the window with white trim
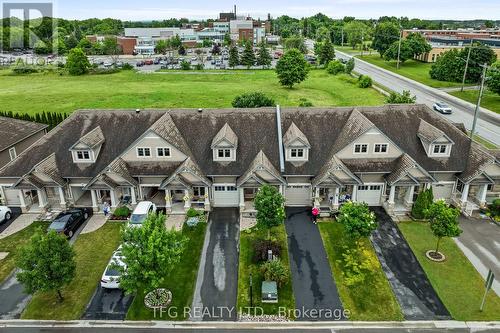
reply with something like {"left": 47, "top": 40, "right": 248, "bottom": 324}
{"left": 157, "top": 147, "right": 171, "bottom": 157}
{"left": 193, "top": 186, "right": 206, "bottom": 197}
{"left": 137, "top": 147, "right": 151, "bottom": 158}
{"left": 354, "top": 144, "right": 368, "bottom": 154}
{"left": 374, "top": 144, "right": 388, "bottom": 153}
{"left": 75, "top": 150, "right": 91, "bottom": 161}
{"left": 214, "top": 148, "right": 235, "bottom": 161}
{"left": 431, "top": 144, "right": 451, "bottom": 156}
{"left": 214, "top": 186, "right": 225, "bottom": 191}
{"left": 227, "top": 186, "right": 237, "bottom": 191}
{"left": 291, "top": 148, "right": 304, "bottom": 158}
{"left": 8, "top": 147, "right": 17, "bottom": 161}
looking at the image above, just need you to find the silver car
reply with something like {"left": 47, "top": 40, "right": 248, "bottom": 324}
{"left": 433, "top": 102, "right": 453, "bottom": 114}
{"left": 0, "top": 206, "right": 12, "bottom": 223}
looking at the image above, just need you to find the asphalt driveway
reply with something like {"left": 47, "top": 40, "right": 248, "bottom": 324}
{"left": 82, "top": 286, "right": 133, "bottom": 320}
{"left": 370, "top": 207, "right": 450, "bottom": 320}
{"left": 191, "top": 208, "right": 239, "bottom": 321}
{"left": 285, "top": 207, "right": 344, "bottom": 321}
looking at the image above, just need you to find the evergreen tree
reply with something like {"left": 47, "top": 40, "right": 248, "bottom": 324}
{"left": 240, "top": 42, "right": 256, "bottom": 69}
{"left": 228, "top": 45, "right": 239, "bottom": 68}
{"left": 256, "top": 42, "right": 272, "bottom": 69}
{"left": 411, "top": 188, "right": 434, "bottom": 219}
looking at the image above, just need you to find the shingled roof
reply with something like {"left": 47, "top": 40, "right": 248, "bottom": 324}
{"left": 211, "top": 123, "right": 238, "bottom": 148}
{"left": 150, "top": 112, "right": 193, "bottom": 157}
{"left": 458, "top": 143, "right": 496, "bottom": 183}
{"left": 0, "top": 116, "right": 47, "bottom": 152}
{"left": 160, "top": 157, "right": 211, "bottom": 188}
{"left": 386, "top": 153, "right": 434, "bottom": 186}
{"left": 33, "top": 153, "right": 66, "bottom": 186}
{"left": 75, "top": 126, "right": 105, "bottom": 149}
{"left": 283, "top": 122, "right": 310, "bottom": 147}
{"left": 417, "top": 118, "right": 450, "bottom": 144}
{"left": 237, "top": 150, "right": 285, "bottom": 187}
{"left": 329, "top": 109, "right": 375, "bottom": 155}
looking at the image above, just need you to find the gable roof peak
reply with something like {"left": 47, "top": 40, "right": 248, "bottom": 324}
{"left": 283, "top": 121, "right": 310, "bottom": 147}
{"left": 149, "top": 112, "right": 193, "bottom": 157}
{"left": 71, "top": 125, "right": 104, "bottom": 149}
{"left": 417, "top": 118, "right": 450, "bottom": 143}
{"left": 211, "top": 123, "right": 238, "bottom": 148}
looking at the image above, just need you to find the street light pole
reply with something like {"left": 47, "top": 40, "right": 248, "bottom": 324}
{"left": 396, "top": 29, "right": 402, "bottom": 69}
{"left": 470, "top": 63, "right": 488, "bottom": 140}
{"left": 461, "top": 39, "right": 473, "bottom": 92}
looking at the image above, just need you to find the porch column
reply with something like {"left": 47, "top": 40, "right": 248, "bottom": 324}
{"left": 239, "top": 187, "right": 245, "bottom": 210}
{"left": 333, "top": 187, "right": 340, "bottom": 210}
{"left": 314, "top": 187, "right": 320, "bottom": 208}
{"left": 130, "top": 187, "right": 137, "bottom": 204}
{"left": 460, "top": 183, "right": 470, "bottom": 204}
{"left": 0, "top": 185, "right": 5, "bottom": 205}
{"left": 110, "top": 190, "right": 117, "bottom": 208}
{"left": 18, "top": 190, "right": 26, "bottom": 209}
{"left": 388, "top": 185, "right": 396, "bottom": 204}
{"left": 58, "top": 187, "right": 66, "bottom": 206}
{"left": 404, "top": 185, "right": 415, "bottom": 206}
{"left": 165, "top": 190, "right": 172, "bottom": 213}
{"left": 476, "top": 184, "right": 488, "bottom": 207}
{"left": 183, "top": 189, "right": 190, "bottom": 210}
{"left": 204, "top": 187, "right": 211, "bottom": 211}
{"left": 90, "top": 189, "right": 98, "bottom": 212}
{"left": 352, "top": 185, "right": 357, "bottom": 201}
{"left": 37, "top": 189, "right": 47, "bottom": 208}
{"left": 279, "top": 185, "right": 284, "bottom": 195}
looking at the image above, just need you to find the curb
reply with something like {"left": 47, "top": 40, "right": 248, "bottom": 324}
{"left": 337, "top": 51, "right": 500, "bottom": 126}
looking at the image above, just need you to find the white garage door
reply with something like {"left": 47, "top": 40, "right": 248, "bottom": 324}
{"left": 3, "top": 189, "right": 21, "bottom": 206}
{"left": 212, "top": 185, "right": 239, "bottom": 207}
{"left": 285, "top": 185, "right": 312, "bottom": 206}
{"left": 432, "top": 183, "right": 454, "bottom": 200}
{"left": 356, "top": 185, "right": 382, "bottom": 206}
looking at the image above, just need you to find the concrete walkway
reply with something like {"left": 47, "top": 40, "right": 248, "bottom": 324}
{"left": 80, "top": 215, "right": 107, "bottom": 234}
{"left": 191, "top": 208, "right": 239, "bottom": 321}
{"left": 455, "top": 217, "right": 500, "bottom": 296}
{"left": 165, "top": 214, "right": 185, "bottom": 231}
{"left": 285, "top": 207, "right": 345, "bottom": 321}
{"left": 0, "top": 214, "right": 38, "bottom": 239}
{"left": 370, "top": 208, "right": 450, "bottom": 320}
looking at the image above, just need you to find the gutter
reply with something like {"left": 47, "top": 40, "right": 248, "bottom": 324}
{"left": 276, "top": 105, "right": 285, "bottom": 173}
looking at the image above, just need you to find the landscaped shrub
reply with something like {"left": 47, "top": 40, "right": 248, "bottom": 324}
{"left": 260, "top": 259, "right": 289, "bottom": 287}
{"left": 252, "top": 239, "right": 282, "bottom": 262}
{"left": 385, "top": 90, "right": 417, "bottom": 104}
{"left": 12, "top": 66, "right": 39, "bottom": 75}
{"left": 337, "top": 201, "right": 377, "bottom": 239}
{"left": 122, "top": 63, "right": 134, "bottom": 70}
{"left": 89, "top": 68, "right": 121, "bottom": 75}
{"left": 326, "top": 60, "right": 345, "bottom": 75}
{"left": 298, "top": 98, "right": 313, "bottom": 107}
{"left": 113, "top": 206, "right": 131, "bottom": 218}
{"left": 345, "top": 58, "right": 355, "bottom": 74}
{"left": 338, "top": 242, "right": 378, "bottom": 286}
{"left": 195, "top": 63, "right": 204, "bottom": 70}
{"left": 186, "top": 208, "right": 199, "bottom": 218}
{"left": 486, "top": 198, "right": 500, "bottom": 221}
{"left": 357, "top": 75, "right": 373, "bottom": 88}
{"left": 411, "top": 188, "right": 434, "bottom": 219}
{"left": 231, "top": 92, "right": 275, "bottom": 108}
{"left": 180, "top": 60, "right": 191, "bottom": 70}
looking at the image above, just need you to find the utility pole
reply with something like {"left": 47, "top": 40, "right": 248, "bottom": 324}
{"left": 470, "top": 63, "right": 488, "bottom": 140}
{"left": 461, "top": 39, "right": 473, "bottom": 92}
{"left": 341, "top": 27, "right": 344, "bottom": 46}
{"left": 396, "top": 29, "right": 403, "bottom": 69}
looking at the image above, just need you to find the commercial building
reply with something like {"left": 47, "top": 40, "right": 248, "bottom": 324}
{"left": 0, "top": 105, "right": 498, "bottom": 218}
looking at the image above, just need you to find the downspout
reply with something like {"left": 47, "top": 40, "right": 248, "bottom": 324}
{"left": 276, "top": 105, "right": 285, "bottom": 173}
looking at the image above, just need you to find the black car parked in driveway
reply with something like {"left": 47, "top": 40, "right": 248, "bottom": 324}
{"left": 48, "top": 208, "right": 89, "bottom": 238}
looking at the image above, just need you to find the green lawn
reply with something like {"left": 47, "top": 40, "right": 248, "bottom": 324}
{"left": 0, "top": 221, "right": 49, "bottom": 283}
{"left": 450, "top": 89, "right": 500, "bottom": 114}
{"left": 237, "top": 224, "right": 295, "bottom": 317}
{"left": 357, "top": 54, "right": 464, "bottom": 89}
{"left": 21, "top": 222, "right": 123, "bottom": 320}
{"left": 126, "top": 221, "right": 207, "bottom": 320}
{"left": 0, "top": 69, "right": 385, "bottom": 116}
{"left": 318, "top": 221, "right": 403, "bottom": 321}
{"left": 399, "top": 221, "right": 500, "bottom": 321}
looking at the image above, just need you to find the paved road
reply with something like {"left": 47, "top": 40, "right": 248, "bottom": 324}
{"left": 370, "top": 208, "right": 450, "bottom": 320}
{"left": 284, "top": 207, "right": 345, "bottom": 321}
{"left": 454, "top": 217, "right": 500, "bottom": 296}
{"left": 0, "top": 215, "right": 90, "bottom": 319}
{"left": 336, "top": 51, "right": 500, "bottom": 145}
{"left": 191, "top": 208, "right": 240, "bottom": 321}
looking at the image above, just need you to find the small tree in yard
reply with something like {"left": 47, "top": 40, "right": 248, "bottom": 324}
{"left": 275, "top": 48, "right": 310, "bottom": 88}
{"left": 119, "top": 213, "right": 186, "bottom": 294}
{"left": 411, "top": 188, "right": 433, "bottom": 219}
{"left": 240, "top": 42, "right": 256, "bottom": 68}
{"left": 66, "top": 47, "right": 90, "bottom": 75}
{"left": 260, "top": 259, "right": 289, "bottom": 287}
{"left": 337, "top": 201, "right": 377, "bottom": 239}
{"left": 326, "top": 60, "right": 345, "bottom": 75}
{"left": 345, "top": 58, "right": 355, "bottom": 74}
{"left": 385, "top": 90, "right": 417, "bottom": 104}
{"left": 254, "top": 184, "right": 286, "bottom": 228}
{"left": 425, "top": 200, "right": 461, "bottom": 257}
{"left": 16, "top": 230, "right": 76, "bottom": 302}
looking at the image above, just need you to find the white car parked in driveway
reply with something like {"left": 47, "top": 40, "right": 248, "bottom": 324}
{"left": 0, "top": 206, "right": 12, "bottom": 223}
{"left": 433, "top": 102, "right": 453, "bottom": 114}
{"left": 101, "top": 246, "right": 126, "bottom": 289}
{"left": 128, "top": 201, "right": 156, "bottom": 227}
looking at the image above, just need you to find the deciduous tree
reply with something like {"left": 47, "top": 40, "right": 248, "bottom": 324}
{"left": 66, "top": 47, "right": 91, "bottom": 75}
{"left": 425, "top": 200, "right": 461, "bottom": 255}
{"left": 254, "top": 185, "right": 286, "bottom": 228}
{"left": 337, "top": 201, "right": 377, "bottom": 239}
{"left": 275, "top": 48, "right": 310, "bottom": 88}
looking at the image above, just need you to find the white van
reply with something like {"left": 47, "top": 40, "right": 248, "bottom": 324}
{"left": 128, "top": 201, "right": 156, "bottom": 227}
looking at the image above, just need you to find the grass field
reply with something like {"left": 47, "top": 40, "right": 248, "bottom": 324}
{"left": 126, "top": 221, "right": 207, "bottom": 320}
{"left": 237, "top": 224, "right": 295, "bottom": 317}
{"left": 357, "top": 54, "right": 464, "bottom": 89}
{"left": 450, "top": 89, "right": 500, "bottom": 114}
{"left": 21, "top": 222, "right": 123, "bottom": 320}
{"left": 0, "top": 221, "right": 49, "bottom": 284}
{"left": 0, "top": 69, "right": 385, "bottom": 116}
{"left": 399, "top": 221, "right": 500, "bottom": 321}
{"left": 318, "top": 221, "right": 403, "bottom": 321}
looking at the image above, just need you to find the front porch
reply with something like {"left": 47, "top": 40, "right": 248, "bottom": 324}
{"left": 452, "top": 181, "right": 494, "bottom": 216}
{"left": 383, "top": 184, "right": 417, "bottom": 216}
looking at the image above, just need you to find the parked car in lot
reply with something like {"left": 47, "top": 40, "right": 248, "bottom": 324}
{"left": 136, "top": 61, "right": 144, "bottom": 67}
{"left": 101, "top": 246, "right": 125, "bottom": 289}
{"left": 0, "top": 206, "right": 12, "bottom": 223}
{"left": 144, "top": 59, "right": 154, "bottom": 65}
{"left": 433, "top": 102, "right": 453, "bottom": 114}
{"left": 48, "top": 208, "right": 89, "bottom": 238}
{"left": 128, "top": 201, "right": 156, "bottom": 227}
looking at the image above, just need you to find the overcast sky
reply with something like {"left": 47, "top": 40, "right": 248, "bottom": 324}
{"left": 5, "top": 0, "right": 500, "bottom": 21}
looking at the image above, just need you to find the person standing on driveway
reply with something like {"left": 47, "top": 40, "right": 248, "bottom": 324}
{"left": 312, "top": 206, "right": 320, "bottom": 224}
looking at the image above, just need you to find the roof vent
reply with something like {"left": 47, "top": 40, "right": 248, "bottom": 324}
{"left": 198, "top": 108, "right": 203, "bottom": 113}
{"left": 135, "top": 109, "right": 140, "bottom": 114}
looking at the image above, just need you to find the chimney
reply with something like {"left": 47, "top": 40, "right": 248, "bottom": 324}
{"left": 234, "top": 5, "right": 237, "bottom": 17}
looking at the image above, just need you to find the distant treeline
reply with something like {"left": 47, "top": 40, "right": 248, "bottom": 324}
{"left": 0, "top": 110, "right": 68, "bottom": 130}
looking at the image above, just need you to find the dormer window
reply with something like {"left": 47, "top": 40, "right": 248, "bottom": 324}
{"left": 289, "top": 148, "right": 307, "bottom": 160}
{"left": 354, "top": 144, "right": 368, "bottom": 154}
{"left": 212, "top": 123, "right": 238, "bottom": 163}
{"left": 374, "top": 143, "right": 388, "bottom": 153}
{"left": 431, "top": 144, "right": 451, "bottom": 156}
{"left": 69, "top": 126, "right": 104, "bottom": 164}
{"left": 283, "top": 122, "right": 310, "bottom": 164}
{"left": 418, "top": 119, "right": 454, "bottom": 158}
{"left": 215, "top": 148, "right": 234, "bottom": 161}
{"left": 72, "top": 149, "right": 94, "bottom": 163}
